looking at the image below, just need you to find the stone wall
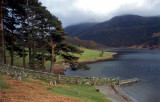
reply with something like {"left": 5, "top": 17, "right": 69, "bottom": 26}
{"left": 0, "top": 64, "right": 120, "bottom": 86}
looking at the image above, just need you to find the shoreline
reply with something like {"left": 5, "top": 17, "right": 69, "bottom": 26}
{"left": 38, "top": 52, "right": 138, "bottom": 102}
{"left": 96, "top": 85, "right": 138, "bottom": 102}
{"left": 55, "top": 52, "right": 118, "bottom": 75}
{"left": 78, "top": 53, "right": 118, "bottom": 64}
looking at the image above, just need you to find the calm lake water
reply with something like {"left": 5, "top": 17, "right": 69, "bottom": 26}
{"left": 65, "top": 49, "right": 160, "bottom": 102}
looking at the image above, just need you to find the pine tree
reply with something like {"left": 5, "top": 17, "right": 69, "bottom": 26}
{"left": 26, "top": 0, "right": 32, "bottom": 68}
{"left": 29, "top": 2, "right": 49, "bottom": 69}
{"left": 16, "top": 0, "right": 28, "bottom": 68}
{"left": 0, "top": 0, "right": 85, "bottom": 72}
{"left": 1, "top": 0, "right": 5, "bottom": 64}
{"left": 7, "top": 1, "right": 21, "bottom": 65}
{"left": 2, "top": 0, "right": 25, "bottom": 66}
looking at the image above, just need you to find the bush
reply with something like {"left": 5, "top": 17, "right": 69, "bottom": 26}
{"left": 79, "top": 63, "right": 90, "bottom": 70}
{"left": 70, "top": 63, "right": 90, "bottom": 70}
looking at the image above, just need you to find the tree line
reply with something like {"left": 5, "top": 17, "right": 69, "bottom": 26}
{"left": 0, "top": 0, "right": 83, "bottom": 73}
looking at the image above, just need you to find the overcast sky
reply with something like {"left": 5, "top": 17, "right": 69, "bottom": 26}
{"left": 39, "top": 0, "right": 160, "bottom": 27}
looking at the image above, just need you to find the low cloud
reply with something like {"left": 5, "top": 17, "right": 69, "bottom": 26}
{"left": 39, "top": 0, "right": 160, "bottom": 27}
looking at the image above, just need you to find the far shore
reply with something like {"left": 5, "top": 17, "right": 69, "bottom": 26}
{"left": 79, "top": 52, "right": 118, "bottom": 64}
{"left": 53, "top": 52, "right": 118, "bottom": 75}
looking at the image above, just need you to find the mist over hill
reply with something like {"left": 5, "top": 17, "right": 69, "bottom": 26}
{"left": 65, "top": 15, "right": 160, "bottom": 48}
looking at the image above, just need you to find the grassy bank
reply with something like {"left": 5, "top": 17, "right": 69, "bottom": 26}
{"left": 77, "top": 47, "right": 114, "bottom": 63}
{"left": 0, "top": 47, "right": 115, "bottom": 68}
{"left": 0, "top": 75, "right": 111, "bottom": 102}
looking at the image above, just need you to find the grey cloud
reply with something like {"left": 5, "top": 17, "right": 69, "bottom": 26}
{"left": 56, "top": 9, "right": 100, "bottom": 27}
{"left": 39, "top": 0, "right": 160, "bottom": 27}
{"left": 111, "top": 1, "right": 160, "bottom": 17}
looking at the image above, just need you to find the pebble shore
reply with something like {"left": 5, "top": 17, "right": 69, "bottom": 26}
{"left": 95, "top": 86, "right": 138, "bottom": 102}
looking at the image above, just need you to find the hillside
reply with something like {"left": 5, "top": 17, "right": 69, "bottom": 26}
{"left": 65, "top": 37, "right": 107, "bottom": 49}
{"left": 65, "top": 23, "right": 97, "bottom": 37}
{"left": 75, "top": 47, "right": 114, "bottom": 63}
{"left": 0, "top": 75, "right": 111, "bottom": 102}
{"left": 65, "top": 15, "right": 160, "bottom": 48}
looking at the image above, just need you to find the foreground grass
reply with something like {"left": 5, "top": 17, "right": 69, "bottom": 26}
{"left": 0, "top": 75, "right": 111, "bottom": 102}
{"left": 0, "top": 79, "right": 11, "bottom": 89}
{"left": 49, "top": 84, "right": 111, "bottom": 102}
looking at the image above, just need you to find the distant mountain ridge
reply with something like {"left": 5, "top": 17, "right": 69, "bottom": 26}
{"left": 65, "top": 15, "right": 160, "bottom": 48}
{"left": 65, "top": 22, "right": 97, "bottom": 37}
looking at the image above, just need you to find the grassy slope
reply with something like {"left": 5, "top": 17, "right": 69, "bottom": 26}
{"left": 49, "top": 84, "right": 111, "bottom": 102}
{"left": 0, "top": 75, "right": 111, "bottom": 102}
{"left": 0, "top": 47, "right": 114, "bottom": 68}
{"left": 77, "top": 47, "right": 113, "bottom": 61}
{"left": 0, "top": 48, "right": 114, "bottom": 101}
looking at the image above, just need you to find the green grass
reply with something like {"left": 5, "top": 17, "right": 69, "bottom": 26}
{"left": 22, "top": 78, "right": 111, "bottom": 102}
{"left": 0, "top": 47, "right": 114, "bottom": 68}
{"left": 0, "top": 75, "right": 111, "bottom": 102}
{"left": 76, "top": 47, "right": 113, "bottom": 61}
{"left": 0, "top": 79, "right": 11, "bottom": 89}
{"left": 49, "top": 84, "right": 111, "bottom": 102}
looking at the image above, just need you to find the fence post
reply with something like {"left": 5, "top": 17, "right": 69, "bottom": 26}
{"left": 76, "top": 78, "right": 78, "bottom": 84}
{"left": 58, "top": 74, "right": 61, "bottom": 83}
{"left": 92, "top": 77, "right": 95, "bottom": 86}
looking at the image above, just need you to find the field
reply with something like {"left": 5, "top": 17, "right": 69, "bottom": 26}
{"left": 0, "top": 75, "right": 111, "bottom": 102}
{"left": 0, "top": 47, "right": 114, "bottom": 102}
{"left": 77, "top": 47, "right": 114, "bottom": 62}
{"left": 0, "top": 47, "right": 114, "bottom": 68}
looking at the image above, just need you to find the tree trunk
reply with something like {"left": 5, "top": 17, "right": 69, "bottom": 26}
{"left": 1, "top": 0, "right": 5, "bottom": 64}
{"left": 41, "top": 21, "right": 45, "bottom": 69}
{"left": 27, "top": 0, "right": 32, "bottom": 69}
{"left": 22, "top": 46, "right": 26, "bottom": 68}
{"left": 21, "top": 14, "right": 26, "bottom": 68}
{"left": 11, "top": 9, "right": 14, "bottom": 66}
{"left": 50, "top": 40, "right": 56, "bottom": 73}
{"left": 50, "top": 45, "right": 54, "bottom": 73}
{"left": 3, "top": 32, "right": 6, "bottom": 64}
{"left": 11, "top": 36, "right": 14, "bottom": 65}
{"left": 29, "top": 48, "right": 32, "bottom": 68}
{"left": 31, "top": 11, "right": 35, "bottom": 69}
{"left": 41, "top": 51, "right": 45, "bottom": 69}
{"left": 32, "top": 41, "right": 35, "bottom": 69}
{"left": 50, "top": 57, "right": 53, "bottom": 73}
{"left": 4, "top": 49, "right": 6, "bottom": 64}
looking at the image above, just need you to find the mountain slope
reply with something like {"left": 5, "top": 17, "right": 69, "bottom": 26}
{"left": 65, "top": 37, "right": 107, "bottom": 49}
{"left": 65, "top": 15, "right": 160, "bottom": 48}
{"left": 65, "top": 23, "right": 97, "bottom": 37}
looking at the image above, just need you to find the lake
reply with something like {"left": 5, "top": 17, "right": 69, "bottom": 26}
{"left": 65, "top": 49, "right": 160, "bottom": 102}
